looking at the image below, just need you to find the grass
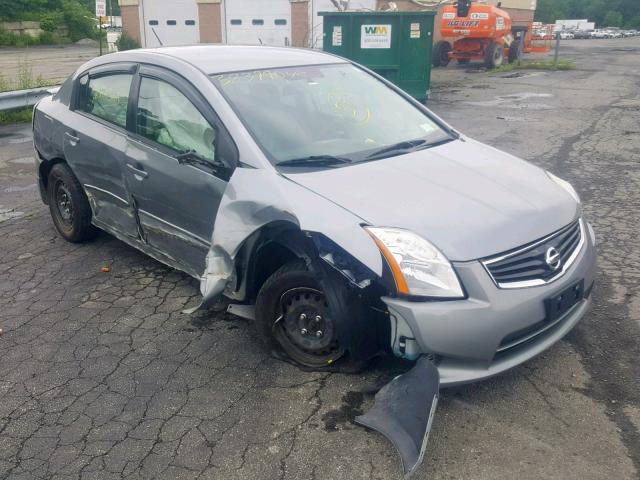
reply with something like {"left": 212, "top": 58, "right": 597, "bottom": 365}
{"left": 0, "top": 108, "right": 33, "bottom": 125}
{"left": 492, "top": 58, "right": 576, "bottom": 73}
{"left": 0, "top": 60, "right": 58, "bottom": 93}
{"left": 0, "top": 61, "right": 58, "bottom": 125}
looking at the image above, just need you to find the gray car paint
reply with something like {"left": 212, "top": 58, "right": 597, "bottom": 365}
{"left": 386, "top": 221, "right": 597, "bottom": 386}
{"left": 198, "top": 167, "right": 382, "bottom": 305}
{"left": 33, "top": 45, "right": 595, "bottom": 386}
{"left": 62, "top": 90, "right": 140, "bottom": 240}
{"left": 284, "top": 137, "right": 580, "bottom": 261}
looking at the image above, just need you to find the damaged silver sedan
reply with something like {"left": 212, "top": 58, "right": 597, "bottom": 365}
{"left": 33, "top": 45, "right": 596, "bottom": 476}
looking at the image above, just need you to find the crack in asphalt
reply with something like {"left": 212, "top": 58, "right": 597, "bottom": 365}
{"left": 551, "top": 89, "right": 640, "bottom": 473}
{"left": 2, "top": 40, "right": 640, "bottom": 480}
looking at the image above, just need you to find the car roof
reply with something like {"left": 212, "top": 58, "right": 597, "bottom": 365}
{"left": 136, "top": 45, "right": 347, "bottom": 74}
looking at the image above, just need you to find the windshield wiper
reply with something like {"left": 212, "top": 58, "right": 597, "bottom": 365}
{"left": 176, "top": 150, "right": 228, "bottom": 171}
{"left": 365, "top": 137, "right": 454, "bottom": 161}
{"left": 276, "top": 155, "right": 352, "bottom": 168}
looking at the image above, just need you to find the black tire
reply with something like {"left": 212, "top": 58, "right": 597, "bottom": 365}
{"left": 508, "top": 38, "right": 522, "bottom": 63}
{"left": 255, "top": 260, "right": 347, "bottom": 368}
{"left": 47, "top": 163, "right": 97, "bottom": 243}
{"left": 432, "top": 41, "right": 452, "bottom": 67}
{"left": 457, "top": 58, "right": 470, "bottom": 65}
{"left": 484, "top": 41, "right": 504, "bottom": 69}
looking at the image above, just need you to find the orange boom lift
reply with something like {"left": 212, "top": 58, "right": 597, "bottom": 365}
{"left": 433, "top": 0, "right": 551, "bottom": 69}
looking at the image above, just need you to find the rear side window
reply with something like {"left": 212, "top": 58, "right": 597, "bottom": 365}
{"left": 54, "top": 76, "right": 73, "bottom": 106}
{"left": 78, "top": 74, "right": 132, "bottom": 128}
{"left": 136, "top": 77, "right": 216, "bottom": 161}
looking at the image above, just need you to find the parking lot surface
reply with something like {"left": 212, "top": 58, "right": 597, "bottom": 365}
{"left": 1, "top": 38, "right": 639, "bottom": 479}
{"left": 0, "top": 45, "right": 98, "bottom": 86}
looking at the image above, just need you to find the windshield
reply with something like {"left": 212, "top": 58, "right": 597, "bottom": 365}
{"left": 211, "top": 63, "right": 451, "bottom": 166}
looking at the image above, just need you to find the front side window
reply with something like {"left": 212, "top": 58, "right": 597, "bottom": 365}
{"left": 211, "top": 64, "right": 450, "bottom": 165}
{"left": 80, "top": 73, "right": 132, "bottom": 128}
{"left": 136, "top": 77, "right": 215, "bottom": 161}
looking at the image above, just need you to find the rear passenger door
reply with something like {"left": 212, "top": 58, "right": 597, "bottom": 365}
{"left": 63, "top": 64, "right": 139, "bottom": 238}
{"left": 123, "top": 66, "right": 237, "bottom": 277}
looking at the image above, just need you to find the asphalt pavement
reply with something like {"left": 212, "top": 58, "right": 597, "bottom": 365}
{"left": 0, "top": 45, "right": 98, "bottom": 86}
{"left": 0, "top": 38, "right": 638, "bottom": 479}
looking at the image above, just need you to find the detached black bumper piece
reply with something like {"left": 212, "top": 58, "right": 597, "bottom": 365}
{"left": 355, "top": 357, "right": 440, "bottom": 478}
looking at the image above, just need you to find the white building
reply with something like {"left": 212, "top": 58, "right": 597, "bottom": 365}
{"left": 119, "top": 0, "right": 376, "bottom": 49}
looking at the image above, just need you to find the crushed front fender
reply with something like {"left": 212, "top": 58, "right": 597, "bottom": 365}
{"left": 195, "top": 168, "right": 384, "bottom": 309}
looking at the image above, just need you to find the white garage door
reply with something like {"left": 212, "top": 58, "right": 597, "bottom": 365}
{"left": 141, "top": 0, "right": 199, "bottom": 48}
{"left": 310, "top": 0, "right": 376, "bottom": 49}
{"left": 225, "top": 0, "right": 291, "bottom": 46}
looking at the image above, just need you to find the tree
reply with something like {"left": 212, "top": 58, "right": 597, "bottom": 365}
{"left": 626, "top": 16, "right": 640, "bottom": 29}
{"left": 115, "top": 31, "right": 140, "bottom": 51}
{"left": 532, "top": 0, "right": 636, "bottom": 27}
{"left": 78, "top": 0, "right": 120, "bottom": 16}
{"left": 60, "top": 0, "right": 98, "bottom": 41}
{"left": 603, "top": 11, "right": 623, "bottom": 27}
{"left": 535, "top": 0, "right": 568, "bottom": 24}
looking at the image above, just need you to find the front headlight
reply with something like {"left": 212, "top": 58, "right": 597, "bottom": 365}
{"left": 365, "top": 227, "right": 464, "bottom": 299}
{"left": 546, "top": 171, "right": 581, "bottom": 204}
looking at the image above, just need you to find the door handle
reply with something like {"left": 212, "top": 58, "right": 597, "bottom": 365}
{"left": 126, "top": 163, "right": 148, "bottom": 179}
{"left": 65, "top": 131, "right": 80, "bottom": 146}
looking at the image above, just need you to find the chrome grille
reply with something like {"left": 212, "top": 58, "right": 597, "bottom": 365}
{"left": 482, "top": 219, "right": 584, "bottom": 288}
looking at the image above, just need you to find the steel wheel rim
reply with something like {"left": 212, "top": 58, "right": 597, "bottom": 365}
{"left": 494, "top": 47, "right": 504, "bottom": 66}
{"left": 273, "top": 287, "right": 344, "bottom": 363}
{"left": 55, "top": 181, "right": 74, "bottom": 225}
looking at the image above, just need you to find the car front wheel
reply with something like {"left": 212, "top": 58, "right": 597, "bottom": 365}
{"left": 47, "top": 163, "right": 97, "bottom": 243}
{"left": 255, "top": 260, "right": 347, "bottom": 368}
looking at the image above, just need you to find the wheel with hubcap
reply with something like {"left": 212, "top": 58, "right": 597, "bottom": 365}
{"left": 255, "top": 261, "right": 346, "bottom": 368}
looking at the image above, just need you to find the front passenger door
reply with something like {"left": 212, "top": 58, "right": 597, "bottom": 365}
{"left": 123, "top": 67, "right": 236, "bottom": 277}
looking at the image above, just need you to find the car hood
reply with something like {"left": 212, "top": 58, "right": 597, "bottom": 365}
{"left": 282, "top": 138, "right": 579, "bottom": 261}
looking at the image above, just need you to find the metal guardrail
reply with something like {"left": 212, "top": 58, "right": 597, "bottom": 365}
{"left": 0, "top": 86, "right": 60, "bottom": 112}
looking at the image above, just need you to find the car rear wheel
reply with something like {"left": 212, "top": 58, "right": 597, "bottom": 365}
{"left": 47, "top": 163, "right": 97, "bottom": 242}
{"left": 255, "top": 260, "right": 346, "bottom": 368}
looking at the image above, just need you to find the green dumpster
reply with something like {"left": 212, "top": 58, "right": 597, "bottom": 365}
{"left": 319, "top": 11, "right": 435, "bottom": 101}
